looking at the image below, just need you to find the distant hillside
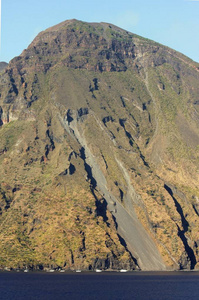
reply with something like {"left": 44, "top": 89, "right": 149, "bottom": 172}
{"left": 0, "top": 19, "right": 199, "bottom": 271}
{"left": 0, "top": 62, "right": 8, "bottom": 72}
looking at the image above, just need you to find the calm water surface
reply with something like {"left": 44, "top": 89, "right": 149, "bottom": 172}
{"left": 0, "top": 271, "right": 199, "bottom": 300}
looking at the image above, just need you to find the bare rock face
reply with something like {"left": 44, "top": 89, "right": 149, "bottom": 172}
{"left": 0, "top": 19, "right": 199, "bottom": 271}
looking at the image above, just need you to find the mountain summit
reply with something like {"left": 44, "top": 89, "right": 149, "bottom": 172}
{"left": 0, "top": 19, "right": 199, "bottom": 271}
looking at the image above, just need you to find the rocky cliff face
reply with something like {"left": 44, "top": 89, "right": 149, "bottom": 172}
{"left": 0, "top": 19, "right": 199, "bottom": 271}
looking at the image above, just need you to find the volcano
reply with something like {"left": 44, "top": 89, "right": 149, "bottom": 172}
{"left": 0, "top": 19, "right": 199, "bottom": 271}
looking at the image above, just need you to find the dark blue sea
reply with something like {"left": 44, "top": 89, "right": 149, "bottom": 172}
{"left": 0, "top": 271, "right": 199, "bottom": 300}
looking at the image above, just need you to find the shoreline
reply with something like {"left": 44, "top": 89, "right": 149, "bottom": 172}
{"left": 1, "top": 268, "right": 199, "bottom": 274}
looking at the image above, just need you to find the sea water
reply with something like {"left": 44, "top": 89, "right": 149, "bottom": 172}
{"left": 0, "top": 271, "right": 199, "bottom": 300}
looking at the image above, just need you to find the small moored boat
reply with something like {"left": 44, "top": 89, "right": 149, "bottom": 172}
{"left": 24, "top": 269, "right": 29, "bottom": 272}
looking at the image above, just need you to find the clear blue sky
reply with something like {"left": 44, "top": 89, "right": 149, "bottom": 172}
{"left": 1, "top": 0, "right": 199, "bottom": 63}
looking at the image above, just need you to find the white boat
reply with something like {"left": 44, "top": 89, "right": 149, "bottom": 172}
{"left": 24, "top": 269, "right": 29, "bottom": 272}
{"left": 59, "top": 270, "right": 65, "bottom": 272}
{"left": 76, "top": 270, "right": 81, "bottom": 273}
{"left": 120, "top": 269, "right": 128, "bottom": 272}
{"left": 95, "top": 269, "right": 102, "bottom": 272}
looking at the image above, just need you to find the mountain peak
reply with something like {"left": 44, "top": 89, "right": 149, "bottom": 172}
{"left": 8, "top": 19, "right": 195, "bottom": 77}
{"left": 11, "top": 19, "right": 160, "bottom": 74}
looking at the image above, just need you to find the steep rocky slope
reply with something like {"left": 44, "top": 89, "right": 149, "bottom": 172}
{"left": 0, "top": 19, "right": 199, "bottom": 271}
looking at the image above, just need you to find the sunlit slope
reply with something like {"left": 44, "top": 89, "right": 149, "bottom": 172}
{"left": 0, "top": 20, "right": 199, "bottom": 270}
